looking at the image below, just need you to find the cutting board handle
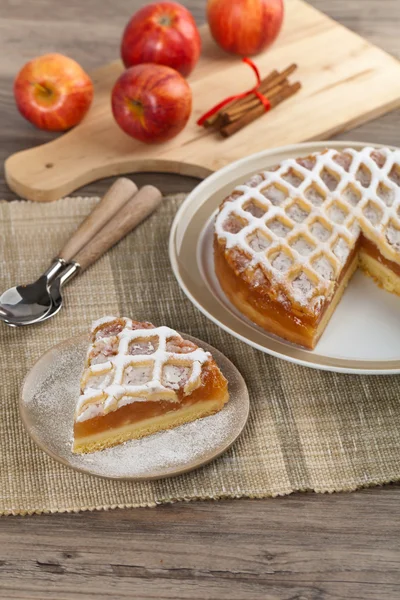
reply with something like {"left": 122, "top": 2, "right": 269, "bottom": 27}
{"left": 4, "top": 130, "right": 212, "bottom": 202}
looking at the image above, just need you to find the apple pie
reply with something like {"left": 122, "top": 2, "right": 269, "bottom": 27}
{"left": 214, "top": 146, "right": 400, "bottom": 349}
{"left": 73, "top": 317, "right": 229, "bottom": 454}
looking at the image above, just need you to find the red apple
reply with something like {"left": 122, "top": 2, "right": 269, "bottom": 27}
{"left": 14, "top": 53, "right": 93, "bottom": 131}
{"left": 121, "top": 2, "right": 201, "bottom": 78}
{"left": 111, "top": 64, "right": 192, "bottom": 144}
{"left": 207, "top": 0, "right": 284, "bottom": 56}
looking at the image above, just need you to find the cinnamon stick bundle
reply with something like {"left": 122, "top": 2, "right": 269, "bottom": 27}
{"left": 221, "top": 82, "right": 302, "bottom": 137}
{"left": 201, "top": 64, "right": 301, "bottom": 138}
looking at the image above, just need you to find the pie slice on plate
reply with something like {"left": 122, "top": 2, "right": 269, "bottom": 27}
{"left": 73, "top": 317, "right": 229, "bottom": 454}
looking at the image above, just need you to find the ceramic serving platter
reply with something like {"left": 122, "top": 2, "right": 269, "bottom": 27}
{"left": 20, "top": 334, "right": 249, "bottom": 480}
{"left": 169, "top": 141, "right": 400, "bottom": 375}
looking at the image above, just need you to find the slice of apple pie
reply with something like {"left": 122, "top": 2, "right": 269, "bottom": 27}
{"left": 73, "top": 317, "right": 229, "bottom": 454}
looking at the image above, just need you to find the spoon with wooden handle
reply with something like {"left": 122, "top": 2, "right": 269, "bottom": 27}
{"left": 0, "top": 178, "right": 138, "bottom": 326}
{"left": 20, "top": 185, "right": 162, "bottom": 326}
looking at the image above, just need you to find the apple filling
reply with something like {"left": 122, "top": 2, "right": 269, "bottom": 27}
{"left": 215, "top": 233, "right": 400, "bottom": 349}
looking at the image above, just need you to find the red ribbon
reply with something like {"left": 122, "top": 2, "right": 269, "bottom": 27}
{"left": 196, "top": 57, "right": 272, "bottom": 127}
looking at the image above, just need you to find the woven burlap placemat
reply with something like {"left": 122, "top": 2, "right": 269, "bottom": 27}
{"left": 1, "top": 195, "right": 399, "bottom": 515}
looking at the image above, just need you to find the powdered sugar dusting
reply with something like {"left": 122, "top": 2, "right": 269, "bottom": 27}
{"left": 290, "top": 236, "right": 315, "bottom": 256}
{"left": 312, "top": 255, "right": 335, "bottom": 280}
{"left": 328, "top": 202, "right": 348, "bottom": 224}
{"left": 261, "top": 184, "right": 288, "bottom": 205}
{"left": 267, "top": 218, "right": 292, "bottom": 238}
{"left": 363, "top": 201, "right": 382, "bottom": 226}
{"left": 376, "top": 182, "right": 395, "bottom": 207}
{"left": 22, "top": 336, "right": 248, "bottom": 479}
{"left": 292, "top": 272, "right": 315, "bottom": 301}
{"left": 271, "top": 251, "right": 293, "bottom": 272}
{"left": 333, "top": 236, "right": 350, "bottom": 263}
{"left": 305, "top": 185, "right": 325, "bottom": 206}
{"left": 342, "top": 184, "right": 361, "bottom": 206}
{"left": 386, "top": 221, "right": 400, "bottom": 250}
{"left": 286, "top": 202, "right": 309, "bottom": 223}
{"left": 247, "top": 230, "right": 271, "bottom": 252}
{"left": 310, "top": 220, "right": 331, "bottom": 242}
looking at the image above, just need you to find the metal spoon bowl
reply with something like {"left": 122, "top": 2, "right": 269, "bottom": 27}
{"left": 1, "top": 262, "right": 80, "bottom": 327}
{"left": 0, "top": 178, "right": 137, "bottom": 327}
{"left": 0, "top": 260, "right": 66, "bottom": 326}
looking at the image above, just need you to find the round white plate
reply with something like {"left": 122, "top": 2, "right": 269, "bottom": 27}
{"left": 20, "top": 334, "right": 249, "bottom": 480}
{"left": 169, "top": 141, "right": 400, "bottom": 374}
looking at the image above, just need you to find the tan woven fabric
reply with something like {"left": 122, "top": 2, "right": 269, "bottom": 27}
{"left": 0, "top": 195, "right": 400, "bottom": 516}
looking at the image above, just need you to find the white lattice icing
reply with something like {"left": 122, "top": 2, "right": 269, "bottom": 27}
{"left": 215, "top": 147, "right": 400, "bottom": 312}
{"left": 76, "top": 318, "right": 211, "bottom": 423}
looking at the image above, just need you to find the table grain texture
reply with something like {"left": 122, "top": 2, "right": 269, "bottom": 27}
{"left": 1, "top": 1, "right": 400, "bottom": 599}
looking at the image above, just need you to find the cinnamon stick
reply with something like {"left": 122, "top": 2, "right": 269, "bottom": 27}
{"left": 203, "top": 112, "right": 222, "bottom": 128}
{"left": 221, "top": 80, "right": 290, "bottom": 124}
{"left": 222, "top": 63, "right": 297, "bottom": 122}
{"left": 220, "top": 69, "right": 279, "bottom": 114}
{"left": 220, "top": 81, "right": 302, "bottom": 138}
{"left": 220, "top": 81, "right": 288, "bottom": 124}
{"left": 202, "top": 68, "right": 280, "bottom": 128}
{"left": 199, "top": 63, "right": 301, "bottom": 136}
{"left": 217, "top": 81, "right": 286, "bottom": 129}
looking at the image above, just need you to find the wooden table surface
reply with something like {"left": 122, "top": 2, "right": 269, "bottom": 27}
{"left": 1, "top": 1, "right": 400, "bottom": 598}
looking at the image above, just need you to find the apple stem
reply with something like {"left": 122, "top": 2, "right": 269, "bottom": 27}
{"left": 35, "top": 82, "right": 52, "bottom": 97}
{"left": 158, "top": 14, "right": 172, "bottom": 26}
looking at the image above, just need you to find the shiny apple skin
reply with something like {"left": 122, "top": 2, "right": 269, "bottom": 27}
{"left": 111, "top": 64, "right": 192, "bottom": 144}
{"left": 207, "top": 0, "right": 284, "bottom": 56}
{"left": 13, "top": 53, "right": 94, "bottom": 131}
{"left": 121, "top": 1, "right": 201, "bottom": 78}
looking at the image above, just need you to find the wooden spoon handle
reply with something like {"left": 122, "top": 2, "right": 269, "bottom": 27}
{"left": 73, "top": 185, "right": 163, "bottom": 271}
{"left": 58, "top": 177, "right": 138, "bottom": 262}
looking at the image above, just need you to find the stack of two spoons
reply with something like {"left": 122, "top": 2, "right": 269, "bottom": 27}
{"left": 0, "top": 180, "right": 162, "bottom": 326}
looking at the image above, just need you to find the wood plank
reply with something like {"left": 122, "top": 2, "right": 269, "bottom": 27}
{"left": 1, "top": 491, "right": 400, "bottom": 599}
{"left": 311, "top": 0, "right": 400, "bottom": 57}
{"left": 5, "top": 0, "right": 400, "bottom": 201}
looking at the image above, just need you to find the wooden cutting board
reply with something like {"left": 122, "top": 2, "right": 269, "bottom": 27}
{"left": 5, "top": 0, "right": 400, "bottom": 202}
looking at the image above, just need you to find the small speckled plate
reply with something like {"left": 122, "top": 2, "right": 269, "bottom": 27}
{"left": 169, "top": 141, "right": 400, "bottom": 374}
{"left": 19, "top": 334, "right": 249, "bottom": 480}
